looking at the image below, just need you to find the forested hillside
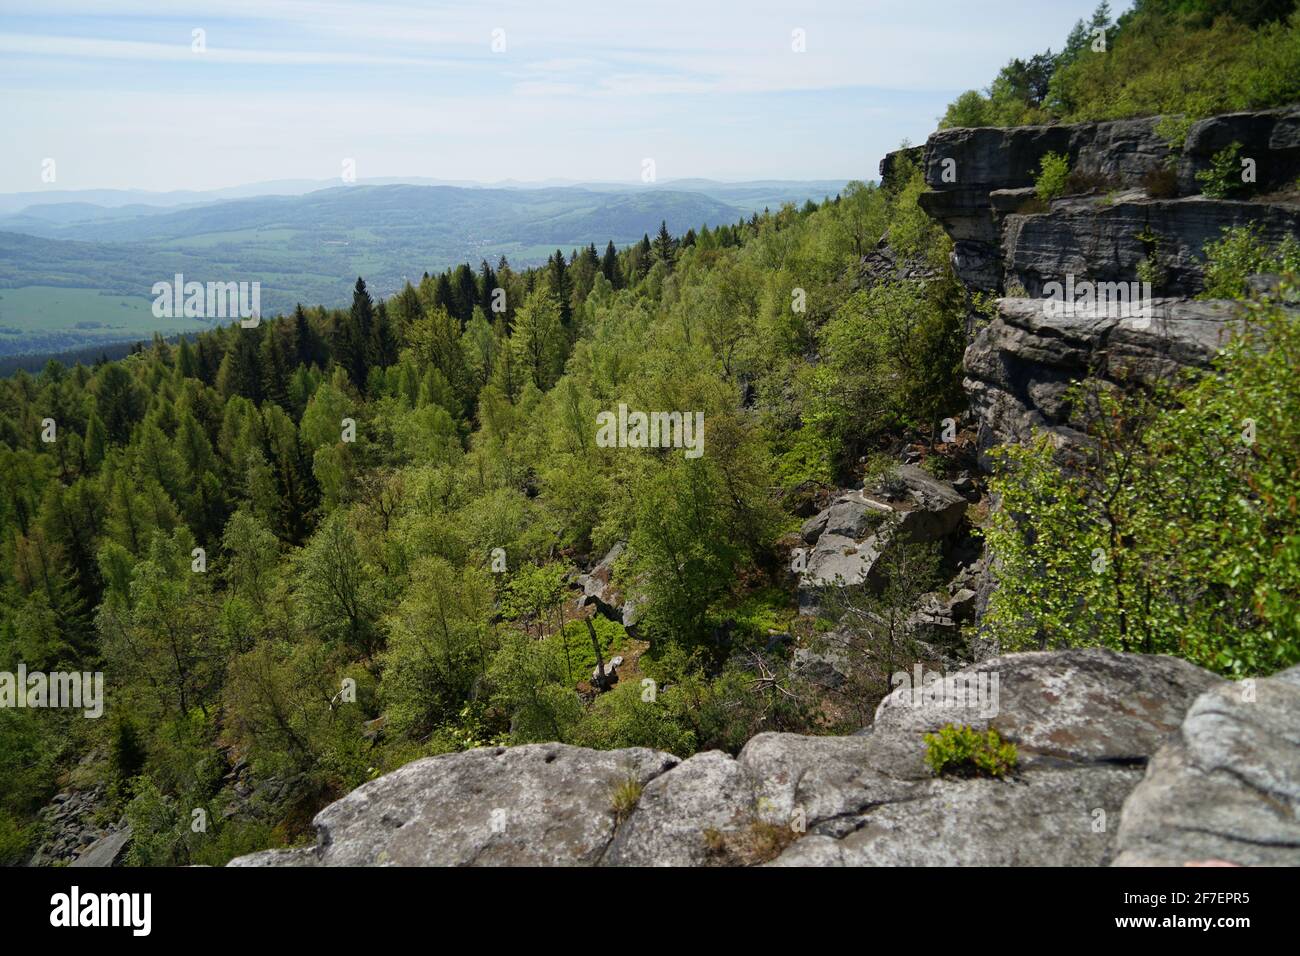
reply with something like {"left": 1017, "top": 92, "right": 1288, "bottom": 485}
{"left": 941, "top": 0, "right": 1300, "bottom": 129}
{"left": 0, "top": 167, "right": 971, "bottom": 864}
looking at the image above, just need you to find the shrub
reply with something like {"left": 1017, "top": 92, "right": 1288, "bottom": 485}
{"left": 1135, "top": 227, "right": 1168, "bottom": 289}
{"left": 1065, "top": 168, "right": 1114, "bottom": 195}
{"left": 924, "top": 724, "right": 1018, "bottom": 778}
{"left": 0, "top": 810, "right": 31, "bottom": 866}
{"left": 984, "top": 286, "right": 1300, "bottom": 677}
{"left": 1196, "top": 142, "right": 1249, "bottom": 198}
{"left": 1035, "top": 152, "right": 1071, "bottom": 201}
{"left": 1201, "top": 224, "right": 1300, "bottom": 299}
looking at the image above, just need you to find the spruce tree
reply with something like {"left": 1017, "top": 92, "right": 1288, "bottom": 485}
{"left": 601, "top": 240, "right": 620, "bottom": 288}
{"left": 653, "top": 220, "right": 676, "bottom": 268}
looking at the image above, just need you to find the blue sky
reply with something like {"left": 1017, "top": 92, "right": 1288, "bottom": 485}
{"left": 0, "top": 1, "right": 1130, "bottom": 193}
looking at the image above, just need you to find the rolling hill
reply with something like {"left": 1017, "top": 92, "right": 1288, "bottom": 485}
{"left": 0, "top": 180, "right": 847, "bottom": 360}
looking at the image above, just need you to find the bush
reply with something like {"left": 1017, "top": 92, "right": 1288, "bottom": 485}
{"left": 1196, "top": 142, "right": 1249, "bottom": 198}
{"left": 0, "top": 809, "right": 31, "bottom": 866}
{"left": 984, "top": 285, "right": 1300, "bottom": 677}
{"left": 1035, "top": 152, "right": 1071, "bottom": 201}
{"left": 1200, "top": 224, "right": 1300, "bottom": 299}
{"left": 924, "top": 724, "right": 1018, "bottom": 778}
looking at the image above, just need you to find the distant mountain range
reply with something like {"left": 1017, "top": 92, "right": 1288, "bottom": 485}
{"left": 0, "top": 179, "right": 850, "bottom": 360}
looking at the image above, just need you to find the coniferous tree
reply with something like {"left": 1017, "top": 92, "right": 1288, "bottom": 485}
{"left": 478, "top": 260, "right": 498, "bottom": 316}
{"left": 260, "top": 328, "right": 291, "bottom": 410}
{"left": 335, "top": 278, "right": 374, "bottom": 390}
{"left": 547, "top": 251, "right": 574, "bottom": 326}
{"left": 601, "top": 241, "right": 620, "bottom": 289}
{"left": 653, "top": 220, "right": 676, "bottom": 269}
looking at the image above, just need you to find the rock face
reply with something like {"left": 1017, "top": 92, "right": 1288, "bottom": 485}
{"left": 900, "top": 107, "right": 1300, "bottom": 296}
{"left": 227, "top": 648, "right": 1288, "bottom": 868}
{"left": 69, "top": 827, "right": 133, "bottom": 868}
{"left": 964, "top": 296, "right": 1250, "bottom": 462}
{"left": 1114, "top": 664, "right": 1300, "bottom": 866}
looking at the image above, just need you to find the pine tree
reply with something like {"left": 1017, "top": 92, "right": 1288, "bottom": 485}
{"left": 83, "top": 413, "right": 107, "bottom": 471}
{"left": 453, "top": 263, "right": 478, "bottom": 326}
{"left": 176, "top": 337, "right": 198, "bottom": 379}
{"left": 288, "top": 304, "right": 314, "bottom": 368}
{"left": 371, "top": 301, "right": 399, "bottom": 371}
{"left": 478, "top": 260, "right": 498, "bottom": 316}
{"left": 217, "top": 330, "right": 264, "bottom": 403}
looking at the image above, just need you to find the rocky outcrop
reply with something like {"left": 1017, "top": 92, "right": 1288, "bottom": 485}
{"left": 901, "top": 107, "right": 1300, "bottom": 296}
{"left": 232, "top": 744, "right": 680, "bottom": 866}
{"left": 964, "top": 296, "right": 1252, "bottom": 462}
{"left": 229, "top": 648, "right": 1275, "bottom": 868}
{"left": 575, "top": 542, "right": 639, "bottom": 629}
{"left": 797, "top": 464, "right": 968, "bottom": 613}
{"left": 26, "top": 784, "right": 132, "bottom": 867}
{"left": 1115, "top": 664, "right": 1300, "bottom": 866}
{"left": 69, "top": 827, "right": 133, "bottom": 868}
{"left": 1004, "top": 195, "right": 1300, "bottom": 299}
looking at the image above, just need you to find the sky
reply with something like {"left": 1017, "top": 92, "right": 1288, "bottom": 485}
{"left": 0, "top": 0, "right": 1131, "bottom": 193}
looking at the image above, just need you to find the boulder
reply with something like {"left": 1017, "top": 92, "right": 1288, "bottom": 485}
{"left": 797, "top": 469, "right": 967, "bottom": 613}
{"left": 229, "top": 649, "right": 1250, "bottom": 868}
{"left": 576, "top": 543, "right": 641, "bottom": 629}
{"left": 1114, "top": 664, "right": 1300, "bottom": 866}
{"left": 69, "top": 827, "right": 132, "bottom": 868}
{"left": 602, "top": 751, "right": 756, "bottom": 867}
{"left": 592, "top": 655, "right": 624, "bottom": 684}
{"left": 231, "top": 743, "right": 678, "bottom": 866}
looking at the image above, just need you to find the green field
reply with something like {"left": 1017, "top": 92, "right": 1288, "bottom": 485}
{"left": 0, "top": 286, "right": 213, "bottom": 358}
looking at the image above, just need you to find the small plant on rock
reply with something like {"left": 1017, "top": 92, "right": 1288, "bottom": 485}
{"left": 1196, "top": 141, "right": 1248, "bottom": 199}
{"left": 610, "top": 777, "right": 643, "bottom": 824}
{"left": 924, "top": 723, "right": 1018, "bottom": 779}
{"left": 1034, "top": 151, "right": 1071, "bottom": 201}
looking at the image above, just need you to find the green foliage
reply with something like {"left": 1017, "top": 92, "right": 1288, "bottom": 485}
{"left": 0, "top": 151, "right": 978, "bottom": 863}
{"left": 941, "top": 3, "right": 1300, "bottom": 129}
{"left": 984, "top": 286, "right": 1300, "bottom": 676}
{"left": 0, "top": 809, "right": 31, "bottom": 866}
{"left": 1034, "top": 152, "right": 1071, "bottom": 201}
{"left": 1196, "top": 142, "right": 1249, "bottom": 198}
{"left": 924, "top": 724, "right": 1018, "bottom": 778}
{"left": 1200, "top": 224, "right": 1300, "bottom": 299}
